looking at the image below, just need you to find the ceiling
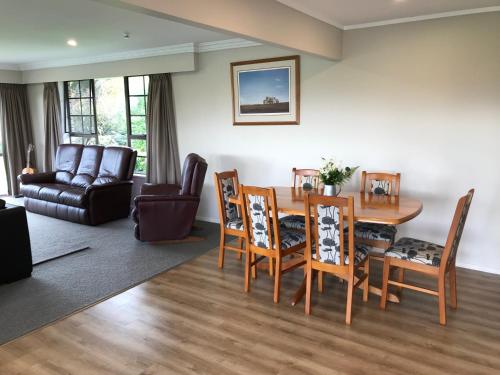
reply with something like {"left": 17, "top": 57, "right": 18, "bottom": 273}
{"left": 277, "top": 0, "right": 500, "bottom": 28}
{"left": 0, "top": 0, "right": 231, "bottom": 68}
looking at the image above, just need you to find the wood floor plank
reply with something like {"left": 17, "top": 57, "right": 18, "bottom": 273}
{"left": 1, "top": 248, "right": 499, "bottom": 374}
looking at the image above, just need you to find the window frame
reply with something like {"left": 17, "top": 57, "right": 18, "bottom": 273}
{"left": 64, "top": 79, "right": 98, "bottom": 145}
{"left": 124, "top": 75, "right": 148, "bottom": 175}
{"left": 63, "top": 76, "right": 148, "bottom": 175}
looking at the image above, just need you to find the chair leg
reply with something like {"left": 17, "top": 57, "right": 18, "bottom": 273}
{"left": 269, "top": 258, "right": 274, "bottom": 277}
{"left": 380, "top": 257, "right": 391, "bottom": 310}
{"left": 244, "top": 249, "right": 251, "bottom": 293}
{"left": 251, "top": 252, "right": 257, "bottom": 279}
{"left": 397, "top": 268, "right": 405, "bottom": 294}
{"left": 449, "top": 264, "right": 458, "bottom": 310}
{"left": 318, "top": 271, "right": 324, "bottom": 293}
{"left": 363, "top": 258, "right": 370, "bottom": 302}
{"left": 305, "top": 266, "right": 313, "bottom": 315}
{"left": 218, "top": 232, "right": 225, "bottom": 269}
{"left": 346, "top": 274, "right": 354, "bottom": 325}
{"left": 438, "top": 276, "right": 447, "bottom": 325}
{"left": 237, "top": 237, "right": 243, "bottom": 260}
{"left": 273, "top": 256, "right": 282, "bottom": 304}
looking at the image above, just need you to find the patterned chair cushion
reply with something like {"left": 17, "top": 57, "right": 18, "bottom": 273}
{"left": 371, "top": 179, "right": 391, "bottom": 195}
{"left": 348, "top": 223, "right": 397, "bottom": 244}
{"left": 278, "top": 229, "right": 306, "bottom": 250}
{"left": 225, "top": 218, "right": 244, "bottom": 231}
{"left": 385, "top": 237, "right": 444, "bottom": 267}
{"left": 280, "top": 215, "right": 306, "bottom": 230}
{"left": 221, "top": 178, "right": 239, "bottom": 222}
{"left": 313, "top": 243, "right": 370, "bottom": 265}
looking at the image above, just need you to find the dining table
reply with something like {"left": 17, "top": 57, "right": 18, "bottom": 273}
{"left": 270, "top": 186, "right": 423, "bottom": 305}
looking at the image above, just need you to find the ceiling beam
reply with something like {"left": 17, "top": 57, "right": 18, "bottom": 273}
{"left": 95, "top": 0, "right": 343, "bottom": 60}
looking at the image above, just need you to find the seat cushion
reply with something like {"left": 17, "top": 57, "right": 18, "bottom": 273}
{"left": 278, "top": 229, "right": 306, "bottom": 250}
{"left": 314, "top": 243, "right": 370, "bottom": 265}
{"left": 226, "top": 217, "right": 244, "bottom": 231}
{"left": 385, "top": 237, "right": 444, "bottom": 267}
{"left": 24, "top": 183, "right": 87, "bottom": 208}
{"left": 349, "top": 222, "right": 397, "bottom": 244}
{"left": 58, "top": 187, "right": 87, "bottom": 208}
{"left": 280, "top": 215, "right": 306, "bottom": 230}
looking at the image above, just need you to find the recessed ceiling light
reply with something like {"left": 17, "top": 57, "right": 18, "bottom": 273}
{"left": 67, "top": 39, "right": 78, "bottom": 47}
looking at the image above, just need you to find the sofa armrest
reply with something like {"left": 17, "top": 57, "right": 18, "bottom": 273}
{"left": 18, "top": 172, "right": 56, "bottom": 184}
{"left": 140, "top": 183, "right": 181, "bottom": 196}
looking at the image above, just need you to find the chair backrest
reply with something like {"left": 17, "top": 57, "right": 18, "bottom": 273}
{"left": 361, "top": 171, "right": 401, "bottom": 196}
{"left": 240, "top": 185, "right": 280, "bottom": 251}
{"left": 292, "top": 168, "right": 320, "bottom": 189}
{"left": 304, "top": 193, "right": 355, "bottom": 269}
{"left": 54, "top": 144, "right": 84, "bottom": 184}
{"left": 179, "top": 153, "right": 208, "bottom": 196}
{"left": 214, "top": 170, "right": 240, "bottom": 225}
{"left": 441, "top": 189, "right": 474, "bottom": 270}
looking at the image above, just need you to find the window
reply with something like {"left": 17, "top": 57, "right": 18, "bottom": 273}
{"left": 64, "top": 80, "right": 97, "bottom": 145}
{"left": 125, "top": 76, "right": 149, "bottom": 175}
{"left": 64, "top": 76, "right": 149, "bottom": 175}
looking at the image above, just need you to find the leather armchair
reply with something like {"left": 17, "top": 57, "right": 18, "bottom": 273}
{"left": 133, "top": 153, "right": 208, "bottom": 241}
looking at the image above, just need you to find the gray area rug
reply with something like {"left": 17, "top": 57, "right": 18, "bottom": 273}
{"left": 27, "top": 213, "right": 90, "bottom": 264}
{"left": 0, "top": 214, "right": 219, "bottom": 345}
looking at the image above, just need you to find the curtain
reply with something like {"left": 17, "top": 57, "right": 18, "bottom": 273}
{"left": 146, "top": 73, "right": 181, "bottom": 184}
{"left": 43, "top": 82, "right": 62, "bottom": 171}
{"left": 0, "top": 84, "right": 36, "bottom": 196}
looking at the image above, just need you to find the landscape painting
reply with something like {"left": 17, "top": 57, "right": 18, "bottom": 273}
{"left": 231, "top": 55, "right": 300, "bottom": 125}
{"left": 238, "top": 67, "right": 290, "bottom": 115}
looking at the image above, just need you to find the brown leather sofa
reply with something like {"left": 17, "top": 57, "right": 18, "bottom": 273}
{"left": 19, "top": 144, "right": 137, "bottom": 225}
{"left": 132, "top": 153, "right": 207, "bottom": 241}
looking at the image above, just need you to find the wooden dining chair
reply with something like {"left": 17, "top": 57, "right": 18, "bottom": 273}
{"left": 240, "top": 185, "right": 307, "bottom": 303}
{"left": 214, "top": 170, "right": 246, "bottom": 269}
{"left": 354, "top": 171, "right": 401, "bottom": 256}
{"left": 380, "top": 189, "right": 474, "bottom": 325}
{"left": 280, "top": 168, "right": 320, "bottom": 231}
{"left": 304, "top": 193, "right": 370, "bottom": 325}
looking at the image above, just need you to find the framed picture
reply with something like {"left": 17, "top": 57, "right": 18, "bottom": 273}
{"left": 231, "top": 55, "right": 300, "bottom": 125}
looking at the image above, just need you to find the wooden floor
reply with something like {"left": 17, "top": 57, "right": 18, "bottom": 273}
{"left": 1, "top": 248, "right": 500, "bottom": 375}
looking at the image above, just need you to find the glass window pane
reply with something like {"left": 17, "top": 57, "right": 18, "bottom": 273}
{"left": 71, "top": 136, "right": 83, "bottom": 144}
{"left": 131, "top": 116, "right": 146, "bottom": 135}
{"left": 129, "top": 96, "right": 145, "bottom": 115}
{"left": 95, "top": 77, "right": 127, "bottom": 147}
{"left": 69, "top": 99, "right": 81, "bottom": 115}
{"left": 68, "top": 81, "right": 80, "bottom": 98}
{"left": 70, "top": 116, "right": 83, "bottom": 133}
{"left": 84, "top": 136, "right": 97, "bottom": 145}
{"left": 80, "top": 80, "right": 90, "bottom": 97}
{"left": 82, "top": 116, "right": 93, "bottom": 134}
{"left": 81, "top": 99, "right": 91, "bottom": 115}
{"left": 131, "top": 139, "right": 147, "bottom": 157}
{"left": 128, "top": 76, "right": 144, "bottom": 96}
{"left": 134, "top": 156, "right": 146, "bottom": 175}
{"left": 144, "top": 76, "right": 149, "bottom": 95}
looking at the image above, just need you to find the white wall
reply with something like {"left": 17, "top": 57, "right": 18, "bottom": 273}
{"left": 173, "top": 12, "right": 500, "bottom": 274}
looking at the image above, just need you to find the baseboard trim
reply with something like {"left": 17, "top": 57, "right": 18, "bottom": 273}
{"left": 196, "top": 215, "right": 219, "bottom": 224}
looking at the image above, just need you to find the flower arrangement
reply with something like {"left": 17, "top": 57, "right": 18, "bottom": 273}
{"left": 319, "top": 158, "right": 358, "bottom": 186}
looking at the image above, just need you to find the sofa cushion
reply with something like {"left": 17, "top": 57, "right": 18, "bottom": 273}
{"left": 54, "top": 144, "right": 83, "bottom": 184}
{"left": 70, "top": 145, "right": 104, "bottom": 188}
{"left": 21, "top": 183, "right": 45, "bottom": 200}
{"left": 29, "top": 184, "right": 86, "bottom": 208}
{"left": 38, "top": 184, "right": 70, "bottom": 204}
{"left": 59, "top": 187, "right": 87, "bottom": 208}
{"left": 93, "top": 147, "right": 133, "bottom": 185}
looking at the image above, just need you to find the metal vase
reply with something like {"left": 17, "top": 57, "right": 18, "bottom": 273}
{"left": 324, "top": 184, "right": 337, "bottom": 196}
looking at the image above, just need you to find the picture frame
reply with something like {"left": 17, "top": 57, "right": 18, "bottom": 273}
{"left": 230, "top": 55, "right": 300, "bottom": 125}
